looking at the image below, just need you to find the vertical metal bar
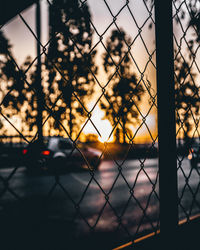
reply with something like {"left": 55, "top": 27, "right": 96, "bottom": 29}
{"left": 36, "top": 0, "right": 43, "bottom": 142}
{"left": 154, "top": 0, "right": 178, "bottom": 245}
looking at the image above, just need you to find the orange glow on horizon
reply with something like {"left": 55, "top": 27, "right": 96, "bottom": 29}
{"left": 82, "top": 102, "right": 157, "bottom": 144}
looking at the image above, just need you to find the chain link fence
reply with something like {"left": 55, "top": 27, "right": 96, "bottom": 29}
{"left": 173, "top": 0, "right": 200, "bottom": 223}
{"left": 0, "top": 0, "right": 200, "bottom": 249}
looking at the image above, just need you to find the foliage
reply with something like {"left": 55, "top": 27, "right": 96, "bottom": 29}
{"left": 174, "top": 1, "right": 200, "bottom": 145}
{"left": 101, "top": 29, "right": 144, "bottom": 143}
{"left": 46, "top": 0, "right": 97, "bottom": 138}
{"left": 0, "top": 30, "right": 27, "bottom": 124}
{"left": 20, "top": 56, "right": 45, "bottom": 133}
{"left": 85, "top": 133, "right": 98, "bottom": 143}
{"left": 175, "top": 55, "right": 200, "bottom": 144}
{"left": 146, "top": 0, "right": 200, "bottom": 144}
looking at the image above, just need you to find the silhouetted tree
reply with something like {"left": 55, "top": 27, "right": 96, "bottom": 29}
{"left": 46, "top": 0, "right": 97, "bottom": 139}
{"left": 0, "top": 31, "right": 27, "bottom": 130}
{"left": 100, "top": 29, "right": 144, "bottom": 144}
{"left": 175, "top": 55, "right": 200, "bottom": 146}
{"left": 19, "top": 56, "right": 44, "bottom": 135}
{"left": 174, "top": 2, "right": 200, "bottom": 146}
{"left": 0, "top": 30, "right": 45, "bottom": 139}
{"left": 146, "top": 0, "right": 200, "bottom": 146}
{"left": 85, "top": 133, "right": 98, "bottom": 143}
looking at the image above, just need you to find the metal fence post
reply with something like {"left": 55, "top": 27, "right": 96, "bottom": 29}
{"left": 155, "top": 0, "right": 178, "bottom": 245}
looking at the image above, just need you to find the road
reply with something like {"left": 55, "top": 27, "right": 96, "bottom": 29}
{"left": 0, "top": 158, "right": 200, "bottom": 249}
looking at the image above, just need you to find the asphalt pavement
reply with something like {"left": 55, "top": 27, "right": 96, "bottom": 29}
{"left": 0, "top": 158, "right": 200, "bottom": 249}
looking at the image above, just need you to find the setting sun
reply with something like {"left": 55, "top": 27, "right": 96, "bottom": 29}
{"left": 82, "top": 102, "right": 114, "bottom": 143}
{"left": 82, "top": 101, "right": 157, "bottom": 143}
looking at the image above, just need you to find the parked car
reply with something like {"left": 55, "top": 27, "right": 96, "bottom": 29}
{"left": 22, "top": 136, "right": 102, "bottom": 173}
{"left": 188, "top": 143, "right": 200, "bottom": 168}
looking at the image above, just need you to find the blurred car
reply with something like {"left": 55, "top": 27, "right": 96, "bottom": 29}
{"left": 22, "top": 136, "right": 102, "bottom": 173}
{"left": 188, "top": 143, "right": 200, "bottom": 168}
{"left": 0, "top": 142, "right": 26, "bottom": 167}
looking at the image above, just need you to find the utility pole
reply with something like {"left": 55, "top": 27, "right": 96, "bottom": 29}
{"left": 36, "top": 0, "right": 43, "bottom": 142}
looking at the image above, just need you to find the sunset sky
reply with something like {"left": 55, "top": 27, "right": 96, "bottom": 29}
{"left": 1, "top": 0, "right": 158, "bottom": 143}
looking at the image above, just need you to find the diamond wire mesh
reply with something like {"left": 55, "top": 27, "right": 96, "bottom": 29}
{"left": 173, "top": 0, "right": 200, "bottom": 223}
{"left": 0, "top": 0, "right": 160, "bottom": 248}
